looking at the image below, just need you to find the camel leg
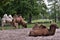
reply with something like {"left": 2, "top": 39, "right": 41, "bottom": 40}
{"left": 21, "top": 23, "right": 27, "bottom": 28}
{"left": 15, "top": 23, "right": 18, "bottom": 29}
{"left": 1, "top": 21, "right": 5, "bottom": 30}
{"left": 13, "top": 23, "right": 18, "bottom": 29}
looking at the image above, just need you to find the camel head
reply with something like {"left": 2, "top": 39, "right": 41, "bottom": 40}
{"left": 49, "top": 24, "right": 58, "bottom": 35}
{"left": 50, "top": 24, "right": 58, "bottom": 30}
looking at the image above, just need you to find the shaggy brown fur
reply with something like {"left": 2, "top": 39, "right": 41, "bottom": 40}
{"left": 29, "top": 28, "right": 49, "bottom": 36}
{"left": 29, "top": 24, "right": 58, "bottom": 37}
{"left": 12, "top": 15, "right": 27, "bottom": 28}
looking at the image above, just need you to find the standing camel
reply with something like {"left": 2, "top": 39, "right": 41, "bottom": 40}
{"left": 1, "top": 14, "right": 13, "bottom": 30}
{"left": 12, "top": 14, "right": 27, "bottom": 29}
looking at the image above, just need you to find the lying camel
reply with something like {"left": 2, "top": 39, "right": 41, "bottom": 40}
{"left": 29, "top": 24, "right": 58, "bottom": 37}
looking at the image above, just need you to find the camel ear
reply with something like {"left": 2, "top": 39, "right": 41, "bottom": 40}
{"left": 53, "top": 24, "right": 59, "bottom": 28}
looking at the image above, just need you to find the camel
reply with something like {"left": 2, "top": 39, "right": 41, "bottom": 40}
{"left": 12, "top": 14, "right": 27, "bottom": 29}
{"left": 29, "top": 24, "right": 58, "bottom": 37}
{"left": 1, "top": 14, "right": 13, "bottom": 30}
{"left": 1, "top": 14, "right": 27, "bottom": 30}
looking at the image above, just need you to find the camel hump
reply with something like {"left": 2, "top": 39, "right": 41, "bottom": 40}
{"left": 33, "top": 23, "right": 39, "bottom": 30}
{"left": 39, "top": 24, "right": 47, "bottom": 28}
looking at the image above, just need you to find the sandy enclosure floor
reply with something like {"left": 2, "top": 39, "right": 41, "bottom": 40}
{"left": 0, "top": 28, "right": 60, "bottom": 40}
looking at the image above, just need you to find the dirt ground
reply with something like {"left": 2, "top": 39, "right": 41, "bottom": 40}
{"left": 0, "top": 28, "right": 60, "bottom": 40}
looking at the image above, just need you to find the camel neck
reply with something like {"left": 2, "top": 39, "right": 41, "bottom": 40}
{"left": 49, "top": 27, "right": 56, "bottom": 35}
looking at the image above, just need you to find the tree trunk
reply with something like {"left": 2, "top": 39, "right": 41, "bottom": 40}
{"left": 28, "top": 14, "right": 32, "bottom": 23}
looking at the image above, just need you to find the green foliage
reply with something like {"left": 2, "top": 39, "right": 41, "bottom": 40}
{"left": 0, "top": 0, "right": 48, "bottom": 19}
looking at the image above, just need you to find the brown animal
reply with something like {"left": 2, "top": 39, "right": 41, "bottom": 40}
{"left": 29, "top": 24, "right": 58, "bottom": 37}
{"left": 12, "top": 15, "right": 27, "bottom": 29}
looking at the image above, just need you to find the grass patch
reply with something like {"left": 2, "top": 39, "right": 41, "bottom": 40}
{"left": 0, "top": 22, "right": 60, "bottom": 30}
{"left": 0, "top": 19, "right": 60, "bottom": 30}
